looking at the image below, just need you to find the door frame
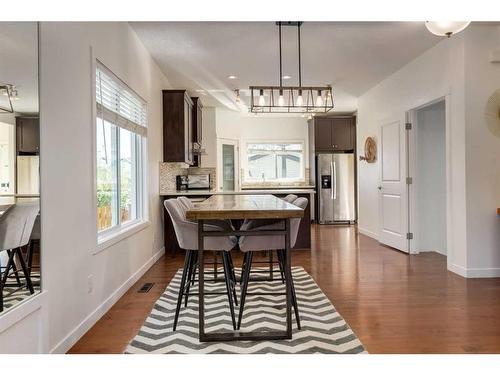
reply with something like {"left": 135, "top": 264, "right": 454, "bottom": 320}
{"left": 406, "top": 95, "right": 451, "bottom": 258}
{"left": 217, "top": 138, "right": 239, "bottom": 191}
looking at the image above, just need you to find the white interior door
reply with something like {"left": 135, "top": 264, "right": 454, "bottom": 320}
{"left": 379, "top": 120, "right": 408, "bottom": 252}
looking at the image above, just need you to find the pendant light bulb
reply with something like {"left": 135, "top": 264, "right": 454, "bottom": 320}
{"left": 297, "top": 90, "right": 304, "bottom": 107}
{"left": 315, "top": 90, "right": 323, "bottom": 107}
{"left": 278, "top": 89, "right": 285, "bottom": 107}
{"left": 258, "top": 89, "right": 265, "bottom": 106}
{"left": 235, "top": 89, "right": 240, "bottom": 103}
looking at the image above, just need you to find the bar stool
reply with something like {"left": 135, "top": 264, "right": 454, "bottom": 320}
{"left": 237, "top": 197, "right": 308, "bottom": 330}
{"left": 164, "top": 199, "right": 238, "bottom": 330}
{"left": 239, "top": 194, "right": 298, "bottom": 281}
{"left": 0, "top": 202, "right": 39, "bottom": 312}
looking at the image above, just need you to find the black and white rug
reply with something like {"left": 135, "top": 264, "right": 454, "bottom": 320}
{"left": 126, "top": 266, "right": 366, "bottom": 354}
{"left": 1, "top": 274, "right": 41, "bottom": 312}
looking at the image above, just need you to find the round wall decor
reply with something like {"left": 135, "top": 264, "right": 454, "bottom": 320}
{"left": 359, "top": 137, "right": 377, "bottom": 163}
{"left": 485, "top": 89, "right": 500, "bottom": 138}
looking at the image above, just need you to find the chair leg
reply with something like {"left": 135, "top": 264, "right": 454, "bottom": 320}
{"left": 0, "top": 261, "right": 3, "bottom": 312}
{"left": 2, "top": 250, "right": 17, "bottom": 286}
{"left": 15, "top": 248, "right": 34, "bottom": 294}
{"left": 27, "top": 241, "right": 35, "bottom": 277}
{"left": 190, "top": 251, "right": 198, "bottom": 286}
{"left": 221, "top": 252, "right": 237, "bottom": 330}
{"left": 184, "top": 250, "right": 196, "bottom": 307}
{"left": 269, "top": 250, "right": 274, "bottom": 280}
{"left": 237, "top": 252, "right": 253, "bottom": 330}
{"left": 227, "top": 252, "right": 238, "bottom": 306}
{"left": 173, "top": 251, "right": 192, "bottom": 331}
{"left": 276, "top": 250, "right": 285, "bottom": 284}
{"left": 278, "top": 250, "right": 301, "bottom": 329}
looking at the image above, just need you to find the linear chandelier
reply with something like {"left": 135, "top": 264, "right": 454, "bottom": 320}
{"left": 250, "top": 21, "right": 334, "bottom": 114}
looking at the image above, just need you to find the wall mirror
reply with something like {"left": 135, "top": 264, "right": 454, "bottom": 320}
{"left": 0, "top": 22, "right": 40, "bottom": 314}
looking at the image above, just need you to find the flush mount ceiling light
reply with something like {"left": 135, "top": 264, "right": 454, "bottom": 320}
{"left": 250, "top": 21, "right": 334, "bottom": 114}
{"left": 227, "top": 75, "right": 237, "bottom": 80}
{"left": 0, "top": 84, "right": 15, "bottom": 113}
{"left": 425, "top": 21, "right": 471, "bottom": 38}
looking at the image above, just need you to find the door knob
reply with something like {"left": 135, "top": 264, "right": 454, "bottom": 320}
{"left": 377, "top": 186, "right": 382, "bottom": 190}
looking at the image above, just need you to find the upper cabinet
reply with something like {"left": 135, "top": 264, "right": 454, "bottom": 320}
{"left": 312, "top": 116, "right": 356, "bottom": 152}
{"left": 162, "top": 90, "right": 194, "bottom": 165}
{"left": 16, "top": 116, "right": 40, "bottom": 154}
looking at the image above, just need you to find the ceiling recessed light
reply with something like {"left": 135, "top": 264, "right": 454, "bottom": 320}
{"left": 283, "top": 75, "right": 292, "bottom": 80}
{"left": 227, "top": 75, "right": 237, "bottom": 80}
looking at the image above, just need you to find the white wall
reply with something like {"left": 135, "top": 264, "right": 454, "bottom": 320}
{"left": 215, "top": 108, "right": 310, "bottom": 185}
{"left": 416, "top": 100, "right": 447, "bottom": 255}
{"left": 358, "top": 24, "right": 500, "bottom": 277}
{"left": 463, "top": 25, "right": 500, "bottom": 275}
{"left": 36, "top": 22, "right": 170, "bottom": 352}
{"left": 357, "top": 33, "right": 468, "bottom": 273}
{"left": 200, "top": 107, "right": 217, "bottom": 168}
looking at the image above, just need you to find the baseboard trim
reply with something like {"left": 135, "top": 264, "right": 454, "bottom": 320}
{"left": 358, "top": 227, "right": 379, "bottom": 240}
{"left": 50, "top": 247, "right": 165, "bottom": 354}
{"left": 448, "top": 263, "right": 500, "bottom": 278}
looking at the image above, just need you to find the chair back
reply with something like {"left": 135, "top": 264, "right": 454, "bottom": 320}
{"left": 0, "top": 202, "right": 40, "bottom": 251}
{"left": 177, "top": 196, "right": 194, "bottom": 211}
{"left": 290, "top": 197, "right": 308, "bottom": 247}
{"left": 282, "top": 194, "right": 298, "bottom": 203}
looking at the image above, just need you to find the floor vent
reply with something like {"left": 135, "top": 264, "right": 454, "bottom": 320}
{"left": 138, "top": 283, "right": 154, "bottom": 293}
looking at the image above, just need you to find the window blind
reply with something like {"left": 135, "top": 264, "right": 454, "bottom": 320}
{"left": 96, "top": 62, "right": 147, "bottom": 136}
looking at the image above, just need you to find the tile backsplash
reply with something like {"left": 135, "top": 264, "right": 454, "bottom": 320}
{"left": 240, "top": 168, "right": 312, "bottom": 188}
{"left": 159, "top": 162, "right": 216, "bottom": 192}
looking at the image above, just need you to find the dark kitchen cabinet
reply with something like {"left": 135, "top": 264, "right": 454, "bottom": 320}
{"left": 314, "top": 118, "right": 333, "bottom": 152}
{"left": 163, "top": 90, "right": 194, "bottom": 165}
{"left": 312, "top": 116, "right": 355, "bottom": 152}
{"left": 16, "top": 116, "right": 39, "bottom": 154}
{"left": 191, "top": 97, "right": 203, "bottom": 167}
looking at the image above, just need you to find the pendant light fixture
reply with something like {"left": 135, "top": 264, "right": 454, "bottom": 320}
{"left": 250, "top": 22, "right": 334, "bottom": 113}
{"left": 0, "top": 84, "right": 15, "bottom": 113}
{"left": 425, "top": 21, "right": 471, "bottom": 38}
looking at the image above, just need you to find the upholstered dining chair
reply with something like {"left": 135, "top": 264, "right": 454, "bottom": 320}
{"left": 0, "top": 202, "right": 39, "bottom": 312}
{"left": 237, "top": 197, "right": 308, "bottom": 330}
{"left": 237, "top": 194, "right": 299, "bottom": 282}
{"left": 164, "top": 198, "right": 238, "bottom": 330}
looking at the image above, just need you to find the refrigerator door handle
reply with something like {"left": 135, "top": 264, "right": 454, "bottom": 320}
{"left": 330, "top": 161, "right": 334, "bottom": 199}
{"left": 333, "top": 160, "right": 337, "bottom": 200}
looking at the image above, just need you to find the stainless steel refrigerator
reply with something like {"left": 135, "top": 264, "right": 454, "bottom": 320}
{"left": 317, "top": 153, "right": 356, "bottom": 224}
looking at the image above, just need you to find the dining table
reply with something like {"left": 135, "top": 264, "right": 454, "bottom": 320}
{"left": 185, "top": 194, "right": 304, "bottom": 342}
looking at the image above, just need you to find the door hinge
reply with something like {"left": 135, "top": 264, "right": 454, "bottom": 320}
{"left": 406, "top": 177, "right": 413, "bottom": 185}
{"left": 406, "top": 232, "right": 414, "bottom": 240}
{"left": 405, "top": 122, "right": 412, "bottom": 130}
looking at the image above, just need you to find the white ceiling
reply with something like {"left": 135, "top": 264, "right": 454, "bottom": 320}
{"left": 131, "top": 22, "right": 441, "bottom": 114}
{"left": 0, "top": 22, "right": 38, "bottom": 114}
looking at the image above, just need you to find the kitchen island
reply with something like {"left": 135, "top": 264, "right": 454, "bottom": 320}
{"left": 161, "top": 188, "right": 315, "bottom": 254}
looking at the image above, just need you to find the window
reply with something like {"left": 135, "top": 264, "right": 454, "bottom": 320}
{"left": 95, "top": 62, "right": 146, "bottom": 237}
{"left": 244, "top": 142, "right": 304, "bottom": 182}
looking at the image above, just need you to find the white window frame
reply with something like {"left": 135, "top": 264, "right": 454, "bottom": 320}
{"left": 92, "top": 57, "right": 149, "bottom": 253}
{"left": 242, "top": 140, "right": 306, "bottom": 183}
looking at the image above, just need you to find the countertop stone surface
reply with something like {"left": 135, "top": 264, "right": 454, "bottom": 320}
{"left": 160, "top": 188, "right": 316, "bottom": 196}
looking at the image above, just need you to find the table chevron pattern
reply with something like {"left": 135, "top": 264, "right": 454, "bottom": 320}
{"left": 126, "top": 266, "right": 366, "bottom": 354}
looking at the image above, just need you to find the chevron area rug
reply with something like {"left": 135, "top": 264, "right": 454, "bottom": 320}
{"left": 126, "top": 266, "right": 366, "bottom": 354}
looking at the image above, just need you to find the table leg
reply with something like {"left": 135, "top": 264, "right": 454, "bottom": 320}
{"left": 284, "top": 218, "right": 293, "bottom": 338}
{"left": 198, "top": 219, "right": 205, "bottom": 340}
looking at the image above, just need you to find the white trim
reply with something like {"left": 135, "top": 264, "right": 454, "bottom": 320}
{"left": 447, "top": 263, "right": 500, "bottom": 278}
{"left": 49, "top": 246, "right": 165, "bottom": 354}
{"left": 358, "top": 227, "right": 379, "bottom": 240}
{"left": 95, "top": 220, "right": 150, "bottom": 254}
{"left": 0, "top": 291, "right": 49, "bottom": 353}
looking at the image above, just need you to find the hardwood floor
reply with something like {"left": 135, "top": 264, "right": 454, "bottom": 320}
{"left": 68, "top": 224, "right": 500, "bottom": 354}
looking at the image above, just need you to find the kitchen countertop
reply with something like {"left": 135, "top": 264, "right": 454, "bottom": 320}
{"left": 160, "top": 188, "right": 316, "bottom": 196}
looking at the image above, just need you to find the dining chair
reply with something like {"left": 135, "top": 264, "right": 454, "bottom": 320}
{"left": 176, "top": 197, "right": 237, "bottom": 305}
{"left": 0, "top": 202, "right": 39, "bottom": 312}
{"left": 238, "top": 194, "right": 299, "bottom": 281}
{"left": 237, "top": 197, "right": 308, "bottom": 330}
{"left": 164, "top": 198, "right": 238, "bottom": 330}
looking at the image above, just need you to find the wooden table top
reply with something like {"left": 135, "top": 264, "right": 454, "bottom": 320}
{"left": 185, "top": 194, "right": 304, "bottom": 220}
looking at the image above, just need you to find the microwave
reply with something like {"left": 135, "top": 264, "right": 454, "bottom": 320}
{"left": 187, "top": 174, "right": 210, "bottom": 190}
